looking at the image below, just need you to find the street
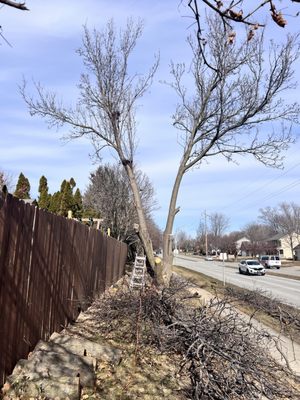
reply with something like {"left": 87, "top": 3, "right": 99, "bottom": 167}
{"left": 174, "top": 255, "right": 300, "bottom": 308}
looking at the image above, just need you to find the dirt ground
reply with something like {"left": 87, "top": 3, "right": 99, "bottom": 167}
{"left": 3, "top": 268, "right": 300, "bottom": 399}
{"left": 63, "top": 304, "right": 189, "bottom": 400}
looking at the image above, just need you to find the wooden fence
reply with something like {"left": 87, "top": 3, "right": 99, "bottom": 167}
{"left": 0, "top": 193, "right": 127, "bottom": 386}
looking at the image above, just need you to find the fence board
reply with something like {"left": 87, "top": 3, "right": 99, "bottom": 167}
{"left": 0, "top": 194, "right": 127, "bottom": 386}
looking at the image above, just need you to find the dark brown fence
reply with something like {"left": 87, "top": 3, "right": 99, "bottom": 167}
{"left": 0, "top": 193, "right": 127, "bottom": 386}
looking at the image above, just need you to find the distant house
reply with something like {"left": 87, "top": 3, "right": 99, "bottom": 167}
{"left": 235, "top": 237, "right": 251, "bottom": 256}
{"left": 266, "top": 232, "right": 300, "bottom": 259}
{"left": 293, "top": 244, "right": 300, "bottom": 261}
{"left": 237, "top": 236, "right": 277, "bottom": 258}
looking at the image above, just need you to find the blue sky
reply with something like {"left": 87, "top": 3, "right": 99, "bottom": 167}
{"left": 1, "top": 0, "right": 300, "bottom": 237}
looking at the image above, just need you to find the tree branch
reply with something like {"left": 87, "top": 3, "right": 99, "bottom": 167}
{"left": 0, "top": 0, "right": 29, "bottom": 10}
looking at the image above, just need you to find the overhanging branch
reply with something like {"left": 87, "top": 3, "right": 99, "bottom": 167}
{"left": 0, "top": 0, "right": 29, "bottom": 10}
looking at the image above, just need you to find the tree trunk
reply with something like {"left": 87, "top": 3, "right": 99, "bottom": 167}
{"left": 162, "top": 163, "right": 185, "bottom": 285}
{"left": 123, "top": 163, "right": 160, "bottom": 281}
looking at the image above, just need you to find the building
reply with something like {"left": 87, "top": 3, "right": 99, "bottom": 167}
{"left": 235, "top": 237, "right": 251, "bottom": 256}
{"left": 293, "top": 244, "right": 300, "bottom": 261}
{"left": 266, "top": 232, "right": 300, "bottom": 259}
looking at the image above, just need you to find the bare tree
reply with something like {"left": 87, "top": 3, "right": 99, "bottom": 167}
{"left": 176, "top": 229, "right": 195, "bottom": 252}
{"left": 259, "top": 202, "right": 300, "bottom": 256}
{"left": 176, "top": 229, "right": 188, "bottom": 250}
{"left": 244, "top": 222, "right": 275, "bottom": 242}
{"left": 196, "top": 212, "right": 229, "bottom": 252}
{"left": 0, "top": 169, "right": 14, "bottom": 193}
{"left": 84, "top": 163, "right": 135, "bottom": 240}
{"left": 84, "top": 163, "right": 157, "bottom": 242}
{"left": 21, "top": 14, "right": 300, "bottom": 285}
{"left": 164, "top": 13, "right": 299, "bottom": 282}
{"left": 21, "top": 20, "right": 160, "bottom": 276}
{"left": 208, "top": 212, "right": 230, "bottom": 250}
{"left": 162, "top": 15, "right": 300, "bottom": 282}
{"left": 195, "top": 219, "right": 206, "bottom": 253}
{"left": 147, "top": 218, "right": 162, "bottom": 251}
{"left": 241, "top": 222, "right": 277, "bottom": 256}
{"left": 219, "top": 231, "right": 241, "bottom": 255}
{"left": 0, "top": 171, "right": 6, "bottom": 189}
{"left": 196, "top": 218, "right": 206, "bottom": 239}
{"left": 209, "top": 212, "right": 229, "bottom": 237}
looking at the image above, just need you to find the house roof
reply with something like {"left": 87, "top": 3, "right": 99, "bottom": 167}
{"left": 267, "top": 232, "right": 300, "bottom": 242}
{"left": 267, "top": 233, "right": 286, "bottom": 241}
{"left": 235, "top": 236, "right": 250, "bottom": 243}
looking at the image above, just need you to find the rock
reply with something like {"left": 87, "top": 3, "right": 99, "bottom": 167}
{"left": 4, "top": 333, "right": 122, "bottom": 399}
{"left": 49, "top": 332, "right": 122, "bottom": 364}
{"left": 6, "top": 342, "right": 93, "bottom": 399}
{"left": 7, "top": 377, "right": 81, "bottom": 399}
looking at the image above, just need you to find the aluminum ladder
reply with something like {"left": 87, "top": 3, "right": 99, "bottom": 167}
{"left": 130, "top": 256, "right": 146, "bottom": 289}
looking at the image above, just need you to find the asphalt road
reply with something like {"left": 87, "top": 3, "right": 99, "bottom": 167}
{"left": 174, "top": 255, "right": 300, "bottom": 308}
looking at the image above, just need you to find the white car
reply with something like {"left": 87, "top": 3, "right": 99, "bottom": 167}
{"left": 239, "top": 259, "right": 266, "bottom": 276}
{"left": 260, "top": 255, "right": 281, "bottom": 269}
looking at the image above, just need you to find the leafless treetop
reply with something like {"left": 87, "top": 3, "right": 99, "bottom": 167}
{"left": 188, "top": 0, "right": 299, "bottom": 31}
{"left": 187, "top": 0, "right": 300, "bottom": 71}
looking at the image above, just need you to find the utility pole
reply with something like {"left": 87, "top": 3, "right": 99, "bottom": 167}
{"left": 222, "top": 252, "right": 226, "bottom": 286}
{"left": 205, "top": 210, "right": 208, "bottom": 256}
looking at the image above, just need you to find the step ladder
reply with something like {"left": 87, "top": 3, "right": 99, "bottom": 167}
{"left": 130, "top": 256, "right": 146, "bottom": 290}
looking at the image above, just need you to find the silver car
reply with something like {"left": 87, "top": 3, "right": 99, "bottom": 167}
{"left": 239, "top": 259, "right": 266, "bottom": 276}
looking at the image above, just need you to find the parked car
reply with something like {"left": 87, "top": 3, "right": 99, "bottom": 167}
{"left": 239, "top": 259, "right": 266, "bottom": 276}
{"left": 260, "top": 255, "right": 281, "bottom": 269}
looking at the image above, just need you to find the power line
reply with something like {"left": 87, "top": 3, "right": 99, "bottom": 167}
{"left": 222, "top": 160, "right": 300, "bottom": 211}
{"left": 236, "top": 178, "right": 300, "bottom": 214}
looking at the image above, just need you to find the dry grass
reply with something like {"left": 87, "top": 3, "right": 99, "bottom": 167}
{"left": 173, "top": 264, "right": 300, "bottom": 345}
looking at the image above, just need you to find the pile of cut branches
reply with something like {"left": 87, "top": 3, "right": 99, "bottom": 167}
{"left": 92, "top": 275, "right": 300, "bottom": 399}
{"left": 223, "top": 286, "right": 300, "bottom": 338}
